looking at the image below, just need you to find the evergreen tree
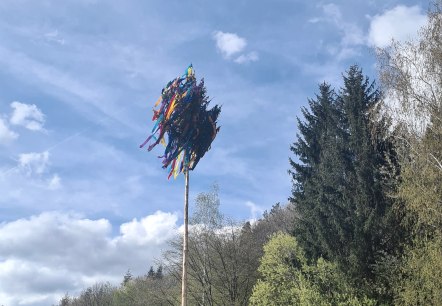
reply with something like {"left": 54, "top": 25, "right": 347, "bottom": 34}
{"left": 59, "top": 294, "right": 70, "bottom": 306}
{"left": 290, "top": 66, "right": 400, "bottom": 298}
{"left": 122, "top": 269, "right": 133, "bottom": 286}
{"left": 155, "top": 265, "right": 163, "bottom": 279}
{"left": 290, "top": 82, "right": 340, "bottom": 260}
{"left": 147, "top": 266, "right": 155, "bottom": 278}
{"left": 338, "top": 66, "right": 402, "bottom": 289}
{"left": 337, "top": 66, "right": 385, "bottom": 280}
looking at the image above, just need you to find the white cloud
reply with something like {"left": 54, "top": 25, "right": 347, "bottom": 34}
{"left": 118, "top": 211, "right": 179, "bottom": 245}
{"left": 318, "top": 3, "right": 365, "bottom": 61}
{"left": 0, "top": 211, "right": 180, "bottom": 306}
{"left": 213, "top": 32, "right": 259, "bottom": 64}
{"left": 0, "top": 46, "right": 135, "bottom": 129}
{"left": 235, "top": 51, "right": 259, "bottom": 64}
{"left": 368, "top": 5, "right": 427, "bottom": 48}
{"left": 322, "top": 3, "right": 342, "bottom": 21}
{"left": 213, "top": 31, "right": 247, "bottom": 58}
{"left": 245, "top": 201, "right": 264, "bottom": 221}
{"left": 44, "top": 30, "right": 66, "bottom": 45}
{"left": 0, "top": 134, "right": 170, "bottom": 219}
{"left": 336, "top": 47, "right": 361, "bottom": 61}
{"left": 0, "top": 117, "right": 18, "bottom": 145}
{"left": 308, "top": 17, "right": 321, "bottom": 24}
{"left": 18, "top": 151, "right": 50, "bottom": 176}
{"left": 0, "top": 101, "right": 45, "bottom": 146}
{"left": 323, "top": 4, "right": 365, "bottom": 46}
{"left": 10, "top": 101, "right": 46, "bottom": 131}
{"left": 47, "top": 174, "right": 62, "bottom": 190}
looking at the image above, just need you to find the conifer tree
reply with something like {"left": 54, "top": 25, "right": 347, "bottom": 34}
{"left": 122, "top": 269, "right": 133, "bottom": 286}
{"left": 336, "top": 66, "right": 388, "bottom": 281}
{"left": 147, "top": 266, "right": 155, "bottom": 278}
{"left": 155, "top": 265, "right": 164, "bottom": 279}
{"left": 290, "top": 66, "right": 400, "bottom": 297}
{"left": 290, "top": 82, "right": 340, "bottom": 259}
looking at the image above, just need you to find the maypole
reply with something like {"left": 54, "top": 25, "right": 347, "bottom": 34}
{"left": 182, "top": 169, "right": 189, "bottom": 305}
{"left": 140, "top": 65, "right": 221, "bottom": 306}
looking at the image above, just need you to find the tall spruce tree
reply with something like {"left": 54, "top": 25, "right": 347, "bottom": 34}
{"left": 290, "top": 82, "right": 341, "bottom": 260}
{"left": 337, "top": 66, "right": 387, "bottom": 281}
{"left": 290, "top": 66, "right": 400, "bottom": 297}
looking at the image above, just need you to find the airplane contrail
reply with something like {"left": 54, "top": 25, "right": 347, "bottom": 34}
{"left": 0, "top": 113, "right": 113, "bottom": 178}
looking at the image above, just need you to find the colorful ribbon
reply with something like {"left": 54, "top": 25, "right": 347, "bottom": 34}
{"left": 140, "top": 65, "right": 221, "bottom": 179}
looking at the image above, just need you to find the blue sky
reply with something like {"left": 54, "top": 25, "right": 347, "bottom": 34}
{"left": 0, "top": 0, "right": 428, "bottom": 304}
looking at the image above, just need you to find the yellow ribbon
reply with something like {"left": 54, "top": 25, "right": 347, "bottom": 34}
{"left": 173, "top": 152, "right": 182, "bottom": 179}
{"left": 166, "top": 98, "right": 176, "bottom": 119}
{"left": 160, "top": 137, "right": 166, "bottom": 147}
{"left": 154, "top": 96, "right": 162, "bottom": 107}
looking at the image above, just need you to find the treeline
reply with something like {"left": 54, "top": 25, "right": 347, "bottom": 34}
{"left": 58, "top": 192, "right": 297, "bottom": 306}
{"left": 59, "top": 3, "right": 441, "bottom": 305}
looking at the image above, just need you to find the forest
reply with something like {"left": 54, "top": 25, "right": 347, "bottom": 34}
{"left": 58, "top": 3, "right": 441, "bottom": 306}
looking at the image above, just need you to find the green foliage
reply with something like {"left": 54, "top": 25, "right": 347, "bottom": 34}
{"left": 390, "top": 86, "right": 442, "bottom": 306}
{"left": 61, "top": 190, "right": 297, "bottom": 306}
{"left": 249, "top": 233, "right": 375, "bottom": 306}
{"left": 336, "top": 66, "right": 395, "bottom": 281}
{"left": 147, "top": 266, "right": 155, "bottom": 279}
{"left": 397, "top": 125, "right": 442, "bottom": 238}
{"left": 290, "top": 66, "right": 401, "bottom": 300}
{"left": 59, "top": 294, "right": 70, "bottom": 306}
{"left": 112, "top": 273, "right": 179, "bottom": 306}
{"left": 290, "top": 82, "right": 341, "bottom": 260}
{"left": 60, "top": 283, "right": 115, "bottom": 306}
{"left": 392, "top": 118, "right": 442, "bottom": 305}
{"left": 249, "top": 232, "right": 310, "bottom": 306}
{"left": 376, "top": 3, "right": 442, "bottom": 304}
{"left": 394, "top": 237, "right": 442, "bottom": 305}
{"left": 58, "top": 267, "right": 178, "bottom": 306}
{"left": 122, "top": 269, "right": 133, "bottom": 286}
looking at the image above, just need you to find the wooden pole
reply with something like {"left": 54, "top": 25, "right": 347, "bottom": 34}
{"left": 181, "top": 170, "right": 189, "bottom": 306}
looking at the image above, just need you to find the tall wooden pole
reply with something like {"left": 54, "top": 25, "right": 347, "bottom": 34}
{"left": 181, "top": 170, "right": 189, "bottom": 306}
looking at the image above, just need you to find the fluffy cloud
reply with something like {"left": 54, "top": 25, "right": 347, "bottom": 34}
{"left": 245, "top": 200, "right": 264, "bottom": 221}
{"left": 44, "top": 30, "right": 66, "bottom": 45}
{"left": 368, "top": 5, "right": 427, "bottom": 48}
{"left": 0, "top": 134, "right": 174, "bottom": 218}
{"left": 18, "top": 151, "right": 50, "bottom": 176}
{"left": 10, "top": 101, "right": 46, "bottom": 131}
{"left": 322, "top": 3, "right": 342, "bottom": 21}
{"left": 119, "top": 211, "right": 179, "bottom": 245}
{"left": 213, "top": 31, "right": 247, "bottom": 58}
{"left": 213, "top": 31, "right": 259, "bottom": 64}
{"left": 0, "top": 211, "right": 180, "bottom": 306}
{"left": 0, "top": 117, "right": 18, "bottom": 145}
{"left": 0, "top": 101, "right": 45, "bottom": 145}
{"left": 234, "top": 51, "right": 259, "bottom": 64}
{"left": 47, "top": 174, "right": 62, "bottom": 190}
{"left": 1, "top": 151, "right": 63, "bottom": 193}
{"left": 322, "top": 3, "right": 365, "bottom": 46}
{"left": 318, "top": 3, "right": 365, "bottom": 61}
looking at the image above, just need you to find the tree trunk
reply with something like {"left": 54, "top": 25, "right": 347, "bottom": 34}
{"left": 181, "top": 170, "right": 189, "bottom": 306}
